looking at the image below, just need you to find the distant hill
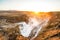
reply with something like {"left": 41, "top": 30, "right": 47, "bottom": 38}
{"left": 0, "top": 11, "right": 60, "bottom": 23}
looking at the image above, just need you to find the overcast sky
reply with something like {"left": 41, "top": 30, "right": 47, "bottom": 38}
{"left": 0, "top": 0, "right": 60, "bottom": 12}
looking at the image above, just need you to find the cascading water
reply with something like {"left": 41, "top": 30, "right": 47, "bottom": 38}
{"left": 17, "top": 13, "right": 51, "bottom": 40}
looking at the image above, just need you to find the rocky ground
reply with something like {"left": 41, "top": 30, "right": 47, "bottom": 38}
{"left": 0, "top": 11, "right": 60, "bottom": 40}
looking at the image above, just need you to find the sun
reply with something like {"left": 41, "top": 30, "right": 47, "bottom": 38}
{"left": 34, "top": 12, "right": 39, "bottom": 14}
{"left": 32, "top": 10, "right": 40, "bottom": 14}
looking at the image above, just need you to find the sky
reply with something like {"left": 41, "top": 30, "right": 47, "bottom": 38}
{"left": 0, "top": 0, "right": 60, "bottom": 12}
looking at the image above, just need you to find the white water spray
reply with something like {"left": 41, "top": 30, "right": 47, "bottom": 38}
{"left": 17, "top": 15, "right": 50, "bottom": 40}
